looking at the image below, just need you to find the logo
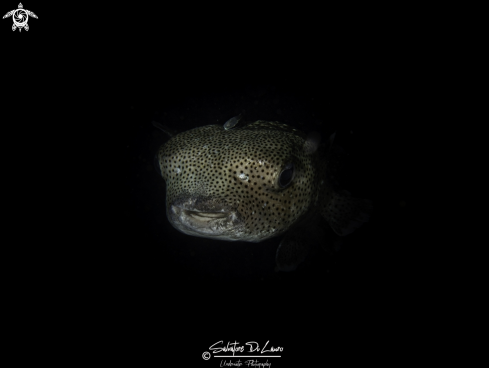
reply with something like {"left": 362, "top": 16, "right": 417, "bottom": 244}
{"left": 3, "top": 3, "right": 37, "bottom": 32}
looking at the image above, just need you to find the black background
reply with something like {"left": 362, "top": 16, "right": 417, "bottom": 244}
{"left": 2, "top": 4, "right": 427, "bottom": 365}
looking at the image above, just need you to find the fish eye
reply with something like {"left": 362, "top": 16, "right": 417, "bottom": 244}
{"left": 278, "top": 163, "right": 294, "bottom": 188}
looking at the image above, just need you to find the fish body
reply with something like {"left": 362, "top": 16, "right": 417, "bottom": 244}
{"left": 155, "top": 118, "right": 372, "bottom": 271}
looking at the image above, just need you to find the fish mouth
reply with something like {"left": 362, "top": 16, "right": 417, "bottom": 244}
{"left": 178, "top": 208, "right": 231, "bottom": 228}
{"left": 167, "top": 197, "right": 245, "bottom": 241}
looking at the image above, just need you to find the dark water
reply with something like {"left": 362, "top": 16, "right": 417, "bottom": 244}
{"left": 119, "top": 81, "right": 412, "bottom": 281}
{"left": 123, "top": 84, "right": 371, "bottom": 281}
{"left": 3, "top": 24, "right": 420, "bottom": 362}
{"left": 108, "top": 78, "right": 417, "bottom": 362}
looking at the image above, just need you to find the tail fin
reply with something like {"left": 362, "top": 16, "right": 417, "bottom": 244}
{"left": 322, "top": 191, "right": 373, "bottom": 236}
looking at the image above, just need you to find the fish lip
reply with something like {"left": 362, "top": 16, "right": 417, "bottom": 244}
{"left": 171, "top": 196, "right": 234, "bottom": 213}
{"left": 177, "top": 207, "right": 229, "bottom": 220}
{"left": 167, "top": 197, "right": 244, "bottom": 239}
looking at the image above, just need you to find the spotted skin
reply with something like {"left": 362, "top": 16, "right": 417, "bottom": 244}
{"left": 155, "top": 120, "right": 372, "bottom": 271}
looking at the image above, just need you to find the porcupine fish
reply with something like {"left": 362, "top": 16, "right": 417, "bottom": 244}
{"left": 153, "top": 116, "right": 372, "bottom": 271}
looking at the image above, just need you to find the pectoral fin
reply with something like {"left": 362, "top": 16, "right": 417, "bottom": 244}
{"left": 322, "top": 190, "right": 373, "bottom": 236}
{"left": 275, "top": 232, "right": 311, "bottom": 272}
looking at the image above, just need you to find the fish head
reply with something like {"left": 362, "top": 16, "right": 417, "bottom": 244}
{"left": 156, "top": 120, "right": 323, "bottom": 242}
